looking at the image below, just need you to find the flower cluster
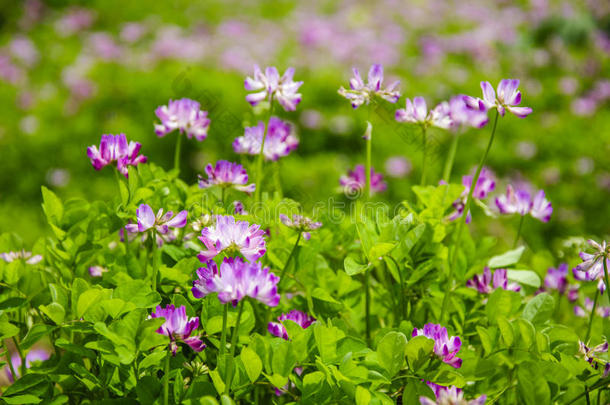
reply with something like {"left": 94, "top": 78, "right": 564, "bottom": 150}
{"left": 125, "top": 204, "right": 187, "bottom": 235}
{"left": 233, "top": 117, "right": 298, "bottom": 161}
{"left": 87, "top": 133, "right": 147, "bottom": 177}
{"left": 395, "top": 97, "right": 452, "bottom": 129}
{"left": 541, "top": 263, "right": 579, "bottom": 300}
{"left": 154, "top": 98, "right": 211, "bottom": 141}
{"left": 244, "top": 65, "right": 303, "bottom": 111}
{"left": 198, "top": 215, "right": 266, "bottom": 262}
{"left": 421, "top": 382, "right": 487, "bottom": 405}
{"left": 467, "top": 267, "right": 521, "bottom": 294}
{"left": 495, "top": 184, "right": 552, "bottom": 222}
{"left": 412, "top": 323, "right": 462, "bottom": 368}
{"left": 149, "top": 305, "right": 205, "bottom": 355}
{"left": 339, "top": 164, "right": 387, "bottom": 195}
{"left": 0, "top": 250, "right": 42, "bottom": 265}
{"left": 198, "top": 161, "right": 255, "bottom": 194}
{"left": 192, "top": 257, "right": 280, "bottom": 307}
{"left": 573, "top": 239, "right": 610, "bottom": 294}
{"left": 338, "top": 64, "right": 400, "bottom": 108}
{"left": 268, "top": 310, "right": 316, "bottom": 340}
{"left": 447, "top": 167, "right": 496, "bottom": 223}
{"left": 279, "top": 214, "right": 322, "bottom": 240}
{"left": 578, "top": 341, "right": 610, "bottom": 377}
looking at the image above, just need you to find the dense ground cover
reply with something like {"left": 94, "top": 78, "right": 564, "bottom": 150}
{"left": 0, "top": 1, "right": 609, "bottom": 404}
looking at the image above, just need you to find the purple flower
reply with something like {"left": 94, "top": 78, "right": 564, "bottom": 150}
{"left": 385, "top": 156, "right": 412, "bottom": 178}
{"left": 544, "top": 263, "right": 569, "bottom": 294}
{"left": 244, "top": 65, "right": 303, "bottom": 111}
{"left": 447, "top": 167, "right": 496, "bottom": 223}
{"left": 338, "top": 64, "right": 400, "bottom": 108}
{"left": 467, "top": 267, "right": 521, "bottom": 294}
{"left": 198, "top": 161, "right": 255, "bottom": 194}
{"left": 480, "top": 79, "right": 532, "bottom": 118}
{"left": 89, "top": 266, "right": 108, "bottom": 277}
{"left": 395, "top": 97, "right": 452, "bottom": 129}
{"left": 149, "top": 305, "right": 205, "bottom": 355}
{"left": 154, "top": 98, "right": 211, "bottom": 141}
{"left": 87, "top": 133, "right": 147, "bottom": 177}
{"left": 574, "top": 298, "right": 610, "bottom": 318}
{"left": 197, "top": 215, "right": 266, "bottom": 262}
{"left": 233, "top": 117, "right": 298, "bottom": 161}
{"left": 5, "top": 349, "right": 50, "bottom": 382}
{"left": 268, "top": 310, "right": 316, "bottom": 340}
{"left": 192, "top": 257, "right": 280, "bottom": 307}
{"left": 449, "top": 95, "right": 489, "bottom": 129}
{"left": 279, "top": 214, "right": 322, "bottom": 240}
{"left": 573, "top": 240, "right": 610, "bottom": 292}
{"left": 125, "top": 204, "right": 187, "bottom": 235}
{"left": 495, "top": 184, "right": 552, "bottom": 222}
{"left": 0, "top": 250, "right": 42, "bottom": 265}
{"left": 339, "top": 164, "right": 387, "bottom": 195}
{"left": 579, "top": 341, "right": 610, "bottom": 377}
{"left": 233, "top": 200, "right": 246, "bottom": 215}
{"left": 420, "top": 383, "right": 486, "bottom": 405}
{"left": 412, "top": 323, "right": 462, "bottom": 368}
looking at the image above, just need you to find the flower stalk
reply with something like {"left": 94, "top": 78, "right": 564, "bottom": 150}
{"left": 254, "top": 100, "right": 274, "bottom": 203}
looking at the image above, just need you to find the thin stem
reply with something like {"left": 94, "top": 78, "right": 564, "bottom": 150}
{"left": 163, "top": 350, "right": 170, "bottom": 405}
{"left": 603, "top": 259, "right": 610, "bottom": 303}
{"left": 273, "top": 161, "right": 283, "bottom": 198}
{"left": 151, "top": 230, "right": 159, "bottom": 292}
{"left": 440, "top": 110, "right": 500, "bottom": 324}
{"left": 220, "top": 303, "right": 228, "bottom": 358}
{"left": 442, "top": 134, "right": 460, "bottom": 182}
{"left": 420, "top": 126, "right": 427, "bottom": 186}
{"left": 225, "top": 299, "right": 245, "bottom": 394}
{"left": 4, "top": 343, "right": 17, "bottom": 382}
{"left": 12, "top": 336, "right": 26, "bottom": 378}
{"left": 513, "top": 215, "right": 525, "bottom": 248}
{"left": 365, "top": 123, "right": 372, "bottom": 199}
{"left": 221, "top": 187, "right": 226, "bottom": 207}
{"left": 254, "top": 101, "right": 274, "bottom": 203}
{"left": 174, "top": 133, "right": 183, "bottom": 173}
{"left": 364, "top": 271, "right": 371, "bottom": 344}
{"left": 585, "top": 288, "right": 600, "bottom": 343}
{"left": 279, "top": 232, "right": 302, "bottom": 287}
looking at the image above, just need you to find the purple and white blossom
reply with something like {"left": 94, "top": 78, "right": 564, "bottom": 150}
{"left": 479, "top": 79, "right": 532, "bottom": 118}
{"left": 0, "top": 250, "right": 42, "bottom": 265}
{"left": 5, "top": 348, "right": 50, "bottom": 382}
{"left": 338, "top": 64, "right": 400, "bottom": 108}
{"left": 154, "top": 98, "right": 211, "bottom": 141}
{"left": 244, "top": 65, "right": 303, "bottom": 111}
{"left": 233, "top": 117, "right": 298, "bottom": 161}
{"left": 495, "top": 184, "right": 552, "bottom": 222}
{"left": 574, "top": 298, "right": 610, "bottom": 318}
{"left": 448, "top": 167, "right": 496, "bottom": 223}
{"left": 268, "top": 310, "right": 316, "bottom": 340}
{"left": 149, "top": 305, "right": 205, "bottom": 355}
{"left": 198, "top": 161, "right": 255, "bottom": 194}
{"left": 573, "top": 240, "right": 610, "bottom": 294}
{"left": 279, "top": 214, "right": 322, "bottom": 240}
{"left": 198, "top": 215, "right": 266, "bottom": 262}
{"left": 467, "top": 267, "right": 521, "bottom": 294}
{"left": 412, "top": 323, "right": 462, "bottom": 368}
{"left": 448, "top": 95, "right": 489, "bottom": 129}
{"left": 192, "top": 257, "right": 280, "bottom": 307}
{"left": 578, "top": 341, "right": 610, "bottom": 377}
{"left": 87, "top": 133, "right": 147, "bottom": 177}
{"left": 395, "top": 97, "right": 452, "bottom": 129}
{"left": 89, "top": 266, "right": 108, "bottom": 277}
{"left": 421, "top": 383, "right": 486, "bottom": 405}
{"left": 339, "top": 164, "right": 387, "bottom": 195}
{"left": 543, "top": 263, "right": 569, "bottom": 294}
{"left": 125, "top": 204, "right": 187, "bottom": 236}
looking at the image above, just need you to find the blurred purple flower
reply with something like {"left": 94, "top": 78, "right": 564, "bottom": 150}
{"left": 233, "top": 200, "right": 246, "bottom": 215}
{"left": 338, "top": 64, "right": 400, "bottom": 108}
{"left": 234, "top": 117, "right": 298, "bottom": 161}
{"left": 467, "top": 267, "right": 521, "bottom": 294}
{"left": 279, "top": 214, "right": 322, "bottom": 240}
{"left": 89, "top": 266, "right": 108, "bottom": 277}
{"left": 385, "top": 156, "right": 411, "bottom": 178}
{"left": 198, "top": 161, "right": 255, "bottom": 194}
{"left": 340, "top": 164, "right": 387, "bottom": 195}
{"left": 574, "top": 298, "right": 610, "bottom": 318}
{"left": 448, "top": 167, "right": 495, "bottom": 223}
{"left": 480, "top": 79, "right": 532, "bottom": 118}
{"left": 0, "top": 250, "right": 42, "bottom": 265}
{"left": 192, "top": 257, "right": 280, "bottom": 307}
{"left": 448, "top": 95, "right": 489, "bottom": 129}
{"left": 125, "top": 204, "right": 187, "bottom": 235}
{"left": 420, "top": 383, "right": 486, "bottom": 405}
{"left": 154, "top": 98, "right": 211, "bottom": 141}
{"left": 5, "top": 349, "right": 50, "bottom": 382}
{"left": 544, "top": 263, "right": 568, "bottom": 294}
{"left": 149, "top": 304, "right": 205, "bottom": 355}
{"left": 197, "top": 215, "right": 266, "bottom": 262}
{"left": 268, "top": 310, "right": 316, "bottom": 340}
{"left": 87, "top": 133, "right": 147, "bottom": 178}
{"left": 245, "top": 65, "right": 303, "bottom": 111}
{"left": 495, "top": 184, "right": 552, "bottom": 222}
{"left": 395, "top": 97, "right": 451, "bottom": 129}
{"left": 412, "top": 323, "right": 462, "bottom": 368}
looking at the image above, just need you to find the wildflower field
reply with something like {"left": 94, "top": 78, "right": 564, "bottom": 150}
{"left": 1, "top": 1, "right": 610, "bottom": 404}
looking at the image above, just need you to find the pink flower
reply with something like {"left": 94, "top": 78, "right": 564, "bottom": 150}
{"left": 154, "top": 98, "right": 211, "bottom": 141}
{"left": 268, "top": 310, "right": 316, "bottom": 340}
{"left": 197, "top": 215, "right": 266, "bottom": 262}
{"left": 412, "top": 324, "right": 462, "bottom": 368}
{"left": 447, "top": 167, "right": 496, "bottom": 223}
{"left": 395, "top": 97, "right": 451, "bottom": 129}
{"left": 244, "top": 65, "right": 303, "bottom": 111}
{"left": 233, "top": 117, "right": 298, "bottom": 161}
{"left": 87, "top": 133, "right": 147, "bottom": 177}
{"left": 420, "top": 383, "right": 486, "bottom": 405}
{"left": 339, "top": 164, "right": 387, "bottom": 195}
{"left": 149, "top": 305, "right": 205, "bottom": 355}
{"left": 495, "top": 184, "right": 552, "bottom": 222}
{"left": 125, "top": 204, "right": 187, "bottom": 235}
{"left": 466, "top": 267, "right": 521, "bottom": 294}
{"left": 480, "top": 79, "right": 532, "bottom": 118}
{"left": 198, "top": 161, "right": 255, "bottom": 194}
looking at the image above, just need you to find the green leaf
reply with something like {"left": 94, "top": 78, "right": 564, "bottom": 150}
{"left": 405, "top": 335, "right": 434, "bottom": 371}
{"left": 486, "top": 289, "right": 521, "bottom": 324}
{"left": 344, "top": 256, "right": 368, "bottom": 276}
{"left": 39, "top": 303, "right": 65, "bottom": 325}
{"left": 209, "top": 369, "right": 225, "bottom": 395}
{"left": 271, "top": 340, "right": 296, "bottom": 377}
{"left": 76, "top": 289, "right": 110, "bottom": 319}
{"left": 241, "top": 347, "right": 263, "bottom": 383}
{"left": 377, "top": 331, "right": 407, "bottom": 377}
{"left": 518, "top": 361, "right": 551, "bottom": 405}
{"left": 41, "top": 186, "right": 64, "bottom": 225}
{"left": 355, "top": 385, "right": 371, "bottom": 405}
{"left": 476, "top": 326, "right": 493, "bottom": 355}
{"left": 522, "top": 293, "right": 555, "bottom": 325}
{"left": 497, "top": 316, "right": 514, "bottom": 347}
{"left": 21, "top": 324, "right": 54, "bottom": 350}
{"left": 488, "top": 246, "right": 525, "bottom": 268}
{"left": 506, "top": 270, "right": 541, "bottom": 288}
{"left": 0, "top": 321, "right": 19, "bottom": 339}
{"left": 2, "top": 394, "right": 41, "bottom": 404}
{"left": 0, "top": 297, "right": 27, "bottom": 310}
{"left": 139, "top": 350, "right": 166, "bottom": 370}
{"left": 368, "top": 242, "right": 396, "bottom": 260}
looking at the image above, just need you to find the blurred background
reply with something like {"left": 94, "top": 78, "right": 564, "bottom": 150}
{"left": 0, "top": 0, "right": 608, "bottom": 250}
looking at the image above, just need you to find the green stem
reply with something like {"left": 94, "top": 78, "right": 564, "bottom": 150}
{"left": 174, "top": 133, "right": 183, "bottom": 173}
{"left": 442, "top": 134, "right": 459, "bottom": 182}
{"left": 365, "top": 122, "right": 372, "bottom": 198}
{"left": 163, "top": 350, "right": 170, "bottom": 405}
{"left": 4, "top": 342, "right": 17, "bottom": 381}
{"left": 603, "top": 258, "right": 610, "bottom": 303}
{"left": 12, "top": 336, "right": 26, "bottom": 378}
{"left": 151, "top": 230, "right": 159, "bottom": 292}
{"left": 273, "top": 161, "right": 283, "bottom": 198}
{"left": 225, "top": 299, "right": 245, "bottom": 394}
{"left": 221, "top": 187, "right": 226, "bottom": 207}
{"left": 364, "top": 271, "right": 371, "bottom": 344}
{"left": 220, "top": 303, "right": 228, "bottom": 358}
{"left": 440, "top": 110, "right": 500, "bottom": 324}
{"left": 420, "top": 126, "right": 427, "bottom": 186}
{"left": 513, "top": 215, "right": 525, "bottom": 248}
{"left": 585, "top": 288, "right": 600, "bottom": 343}
{"left": 279, "top": 232, "right": 302, "bottom": 287}
{"left": 254, "top": 101, "right": 274, "bottom": 204}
